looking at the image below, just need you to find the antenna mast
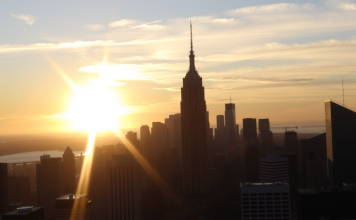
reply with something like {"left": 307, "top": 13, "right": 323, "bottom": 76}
{"left": 342, "top": 76, "right": 345, "bottom": 106}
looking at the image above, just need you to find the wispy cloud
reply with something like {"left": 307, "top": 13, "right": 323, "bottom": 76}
{"left": 11, "top": 14, "right": 37, "bottom": 26}
{"left": 325, "top": 0, "right": 356, "bottom": 11}
{"left": 207, "top": 77, "right": 317, "bottom": 83}
{"left": 84, "top": 24, "right": 104, "bottom": 31}
{"left": 228, "top": 3, "right": 316, "bottom": 14}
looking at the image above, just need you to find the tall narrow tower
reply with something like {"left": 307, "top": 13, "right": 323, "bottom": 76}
{"left": 181, "top": 23, "right": 209, "bottom": 196}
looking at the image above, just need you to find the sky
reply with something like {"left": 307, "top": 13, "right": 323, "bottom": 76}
{"left": 1, "top": 0, "right": 356, "bottom": 134}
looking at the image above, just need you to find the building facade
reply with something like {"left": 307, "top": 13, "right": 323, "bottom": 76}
{"left": 54, "top": 194, "right": 93, "bottom": 220}
{"left": 259, "top": 153, "right": 289, "bottom": 183}
{"left": 0, "top": 163, "right": 8, "bottom": 216}
{"left": 63, "top": 146, "right": 76, "bottom": 194}
{"left": 243, "top": 118, "right": 257, "bottom": 141}
{"left": 284, "top": 131, "right": 298, "bottom": 155}
{"left": 225, "top": 103, "right": 239, "bottom": 158}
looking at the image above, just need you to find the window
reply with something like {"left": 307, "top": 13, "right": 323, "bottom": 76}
{"left": 251, "top": 197, "right": 257, "bottom": 200}
{"left": 282, "top": 193, "right": 288, "bottom": 195}
{"left": 258, "top": 193, "right": 265, "bottom": 196}
{"left": 243, "top": 202, "right": 249, "bottom": 205}
{"left": 243, "top": 210, "right": 250, "bottom": 214}
{"left": 282, "top": 197, "right": 288, "bottom": 200}
{"left": 274, "top": 193, "right": 280, "bottom": 195}
{"left": 259, "top": 210, "right": 265, "bottom": 213}
{"left": 251, "top": 202, "right": 257, "bottom": 205}
{"left": 266, "top": 206, "right": 273, "bottom": 209}
{"left": 251, "top": 193, "right": 257, "bottom": 196}
{"left": 274, "top": 197, "right": 281, "bottom": 200}
{"left": 243, "top": 206, "right": 249, "bottom": 209}
{"left": 258, "top": 197, "right": 265, "bottom": 200}
{"left": 267, "top": 210, "right": 273, "bottom": 213}
{"left": 266, "top": 197, "right": 273, "bottom": 200}
{"left": 282, "top": 205, "right": 289, "bottom": 208}
{"left": 283, "top": 214, "right": 289, "bottom": 217}
{"left": 275, "top": 206, "right": 281, "bottom": 208}
{"left": 243, "top": 215, "right": 250, "bottom": 218}
{"left": 282, "top": 201, "right": 289, "bottom": 204}
{"left": 266, "top": 193, "right": 272, "bottom": 196}
{"left": 259, "top": 202, "right": 265, "bottom": 204}
{"left": 251, "top": 214, "right": 257, "bottom": 217}
{"left": 251, "top": 206, "right": 257, "bottom": 209}
{"left": 242, "top": 193, "right": 249, "bottom": 196}
{"left": 243, "top": 198, "right": 249, "bottom": 201}
{"left": 259, "top": 206, "right": 265, "bottom": 209}
{"left": 266, "top": 202, "right": 273, "bottom": 204}
{"left": 275, "top": 214, "right": 281, "bottom": 217}
{"left": 275, "top": 210, "right": 281, "bottom": 213}
{"left": 267, "top": 214, "right": 273, "bottom": 217}
{"left": 274, "top": 201, "right": 281, "bottom": 204}
{"left": 259, "top": 214, "right": 266, "bottom": 217}
{"left": 282, "top": 210, "right": 289, "bottom": 213}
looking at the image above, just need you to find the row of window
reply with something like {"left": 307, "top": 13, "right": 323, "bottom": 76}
{"left": 243, "top": 210, "right": 289, "bottom": 214}
{"left": 242, "top": 197, "right": 289, "bottom": 201}
{"left": 242, "top": 193, "right": 289, "bottom": 196}
{"left": 243, "top": 214, "right": 290, "bottom": 218}
{"left": 243, "top": 201, "right": 289, "bottom": 205}
{"left": 243, "top": 205, "right": 289, "bottom": 209}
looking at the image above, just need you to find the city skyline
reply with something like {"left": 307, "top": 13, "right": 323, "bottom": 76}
{"left": 2, "top": 0, "right": 356, "bottom": 134}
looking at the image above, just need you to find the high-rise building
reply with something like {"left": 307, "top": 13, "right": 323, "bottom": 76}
{"left": 63, "top": 146, "right": 76, "bottom": 194}
{"left": 206, "top": 111, "right": 214, "bottom": 158}
{"left": 180, "top": 24, "right": 209, "bottom": 196}
{"left": 8, "top": 176, "right": 30, "bottom": 206}
{"left": 258, "top": 119, "right": 273, "bottom": 156}
{"left": 102, "top": 145, "right": 115, "bottom": 160}
{"left": 325, "top": 100, "right": 356, "bottom": 187}
{"left": 126, "top": 131, "right": 142, "bottom": 154}
{"left": 300, "top": 133, "right": 326, "bottom": 188}
{"left": 284, "top": 131, "right": 298, "bottom": 154}
{"left": 281, "top": 154, "right": 298, "bottom": 210}
{"left": 259, "top": 153, "right": 289, "bottom": 183}
{"left": 2, "top": 207, "right": 44, "bottom": 220}
{"left": 243, "top": 118, "right": 257, "bottom": 141}
{"left": 164, "top": 114, "right": 182, "bottom": 162}
{"left": 241, "top": 182, "right": 290, "bottom": 220}
{"left": 54, "top": 194, "right": 93, "bottom": 220}
{"left": 107, "top": 155, "right": 142, "bottom": 220}
{"left": 156, "top": 149, "right": 181, "bottom": 192}
{"left": 140, "top": 125, "right": 153, "bottom": 186}
{"left": 151, "top": 122, "right": 168, "bottom": 169}
{"left": 215, "top": 115, "right": 225, "bottom": 155}
{"left": 0, "top": 163, "right": 8, "bottom": 216}
{"left": 36, "top": 156, "right": 64, "bottom": 219}
{"left": 245, "top": 145, "right": 259, "bottom": 182}
{"left": 88, "top": 147, "right": 107, "bottom": 220}
{"left": 225, "top": 103, "right": 238, "bottom": 158}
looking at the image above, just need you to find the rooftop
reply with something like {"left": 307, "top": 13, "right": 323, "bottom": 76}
{"left": 57, "top": 194, "right": 86, "bottom": 200}
{"left": 241, "top": 182, "right": 289, "bottom": 187}
{"left": 4, "top": 207, "right": 42, "bottom": 215}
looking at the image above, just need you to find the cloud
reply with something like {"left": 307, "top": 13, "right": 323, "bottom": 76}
{"left": 207, "top": 77, "right": 317, "bottom": 83}
{"left": 325, "top": 0, "right": 356, "bottom": 11}
{"left": 108, "top": 19, "right": 135, "bottom": 27}
{"left": 84, "top": 24, "right": 104, "bottom": 31}
{"left": 11, "top": 14, "right": 37, "bottom": 26}
{"left": 228, "top": 3, "right": 316, "bottom": 14}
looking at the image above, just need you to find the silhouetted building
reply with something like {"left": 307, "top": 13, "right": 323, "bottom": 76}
{"left": 241, "top": 182, "right": 290, "bottom": 220}
{"left": 243, "top": 118, "right": 257, "bottom": 141}
{"left": 0, "top": 163, "right": 9, "bottom": 216}
{"left": 300, "top": 133, "right": 327, "bottom": 188}
{"left": 296, "top": 185, "right": 356, "bottom": 220}
{"left": 165, "top": 114, "right": 182, "bottom": 162}
{"left": 180, "top": 24, "right": 209, "bottom": 196}
{"left": 258, "top": 119, "right": 273, "bottom": 157}
{"left": 224, "top": 157, "right": 243, "bottom": 200}
{"left": 107, "top": 155, "right": 142, "bottom": 220}
{"left": 63, "top": 146, "right": 76, "bottom": 194}
{"left": 245, "top": 145, "right": 259, "bottom": 182}
{"left": 206, "top": 111, "right": 214, "bottom": 158}
{"left": 8, "top": 176, "right": 30, "bottom": 206}
{"left": 259, "top": 153, "right": 289, "bottom": 183}
{"left": 126, "top": 131, "right": 142, "bottom": 154}
{"left": 151, "top": 122, "right": 168, "bottom": 169}
{"left": 284, "top": 131, "right": 298, "bottom": 154}
{"left": 2, "top": 207, "right": 44, "bottom": 220}
{"left": 156, "top": 149, "right": 181, "bottom": 193}
{"left": 215, "top": 115, "right": 225, "bottom": 155}
{"left": 88, "top": 147, "right": 107, "bottom": 220}
{"left": 281, "top": 154, "right": 298, "bottom": 211}
{"left": 54, "top": 194, "right": 93, "bottom": 220}
{"left": 142, "top": 187, "right": 163, "bottom": 220}
{"left": 103, "top": 145, "right": 115, "bottom": 160}
{"left": 36, "top": 156, "right": 64, "bottom": 219}
{"left": 225, "top": 103, "right": 239, "bottom": 158}
{"left": 325, "top": 100, "right": 356, "bottom": 187}
{"left": 115, "top": 143, "right": 128, "bottom": 155}
{"left": 140, "top": 125, "right": 154, "bottom": 187}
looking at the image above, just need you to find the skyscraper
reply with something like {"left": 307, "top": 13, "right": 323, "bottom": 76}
{"left": 243, "top": 118, "right": 257, "bottom": 141}
{"left": 225, "top": 103, "right": 238, "bottom": 158}
{"left": 126, "top": 131, "right": 142, "bottom": 154}
{"left": 63, "top": 146, "right": 76, "bottom": 194}
{"left": 285, "top": 131, "right": 298, "bottom": 154}
{"left": 151, "top": 122, "right": 168, "bottom": 169}
{"left": 107, "top": 155, "right": 142, "bottom": 220}
{"left": 180, "top": 23, "right": 209, "bottom": 196}
{"left": 140, "top": 125, "right": 153, "bottom": 165}
{"left": 325, "top": 100, "right": 356, "bottom": 187}
{"left": 258, "top": 119, "right": 273, "bottom": 157}
{"left": 0, "top": 163, "right": 8, "bottom": 216}
{"left": 36, "top": 156, "right": 64, "bottom": 219}
{"left": 259, "top": 153, "right": 289, "bottom": 183}
{"left": 8, "top": 176, "right": 30, "bottom": 206}
{"left": 165, "top": 114, "right": 182, "bottom": 162}
{"left": 215, "top": 115, "right": 225, "bottom": 155}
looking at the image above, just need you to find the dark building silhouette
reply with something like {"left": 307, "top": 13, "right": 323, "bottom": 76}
{"left": 259, "top": 153, "right": 289, "bottom": 182}
{"left": 245, "top": 144, "right": 259, "bottom": 182}
{"left": 243, "top": 118, "right": 257, "bottom": 141}
{"left": 54, "top": 194, "right": 93, "bottom": 220}
{"left": 107, "top": 155, "right": 142, "bottom": 220}
{"left": 225, "top": 103, "right": 239, "bottom": 158}
{"left": 215, "top": 115, "right": 225, "bottom": 155}
{"left": 151, "top": 122, "right": 168, "bottom": 169}
{"left": 284, "top": 131, "right": 298, "bottom": 154}
{"left": 88, "top": 147, "right": 107, "bottom": 220}
{"left": 156, "top": 149, "right": 181, "bottom": 193}
{"left": 300, "top": 133, "right": 327, "bottom": 188}
{"left": 8, "top": 176, "right": 30, "bottom": 206}
{"left": 281, "top": 154, "right": 299, "bottom": 211}
{"left": 0, "top": 163, "right": 8, "bottom": 216}
{"left": 165, "top": 114, "right": 182, "bottom": 163}
{"left": 180, "top": 23, "right": 209, "bottom": 196}
{"left": 36, "top": 155, "right": 64, "bottom": 219}
{"left": 325, "top": 100, "right": 356, "bottom": 187}
{"left": 63, "top": 146, "right": 76, "bottom": 194}
{"left": 140, "top": 125, "right": 154, "bottom": 187}
{"left": 2, "top": 207, "right": 44, "bottom": 220}
{"left": 258, "top": 119, "right": 273, "bottom": 157}
{"left": 142, "top": 187, "right": 163, "bottom": 220}
{"left": 224, "top": 157, "right": 243, "bottom": 200}
{"left": 126, "top": 131, "right": 142, "bottom": 155}
{"left": 102, "top": 145, "right": 115, "bottom": 160}
{"left": 206, "top": 111, "right": 214, "bottom": 158}
{"left": 296, "top": 185, "right": 356, "bottom": 220}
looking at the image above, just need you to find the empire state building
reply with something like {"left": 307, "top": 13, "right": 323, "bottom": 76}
{"left": 181, "top": 23, "right": 209, "bottom": 196}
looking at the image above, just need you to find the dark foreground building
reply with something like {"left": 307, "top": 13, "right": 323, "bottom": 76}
{"left": 54, "top": 194, "right": 93, "bottom": 220}
{"left": 325, "top": 100, "right": 356, "bottom": 187}
{"left": 2, "top": 207, "right": 44, "bottom": 220}
{"left": 181, "top": 24, "right": 209, "bottom": 196}
{"left": 296, "top": 184, "right": 356, "bottom": 220}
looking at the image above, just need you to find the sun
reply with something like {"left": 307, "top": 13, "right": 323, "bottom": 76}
{"left": 66, "top": 84, "right": 124, "bottom": 133}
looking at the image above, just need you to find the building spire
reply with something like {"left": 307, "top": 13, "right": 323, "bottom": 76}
{"left": 186, "top": 21, "right": 199, "bottom": 77}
